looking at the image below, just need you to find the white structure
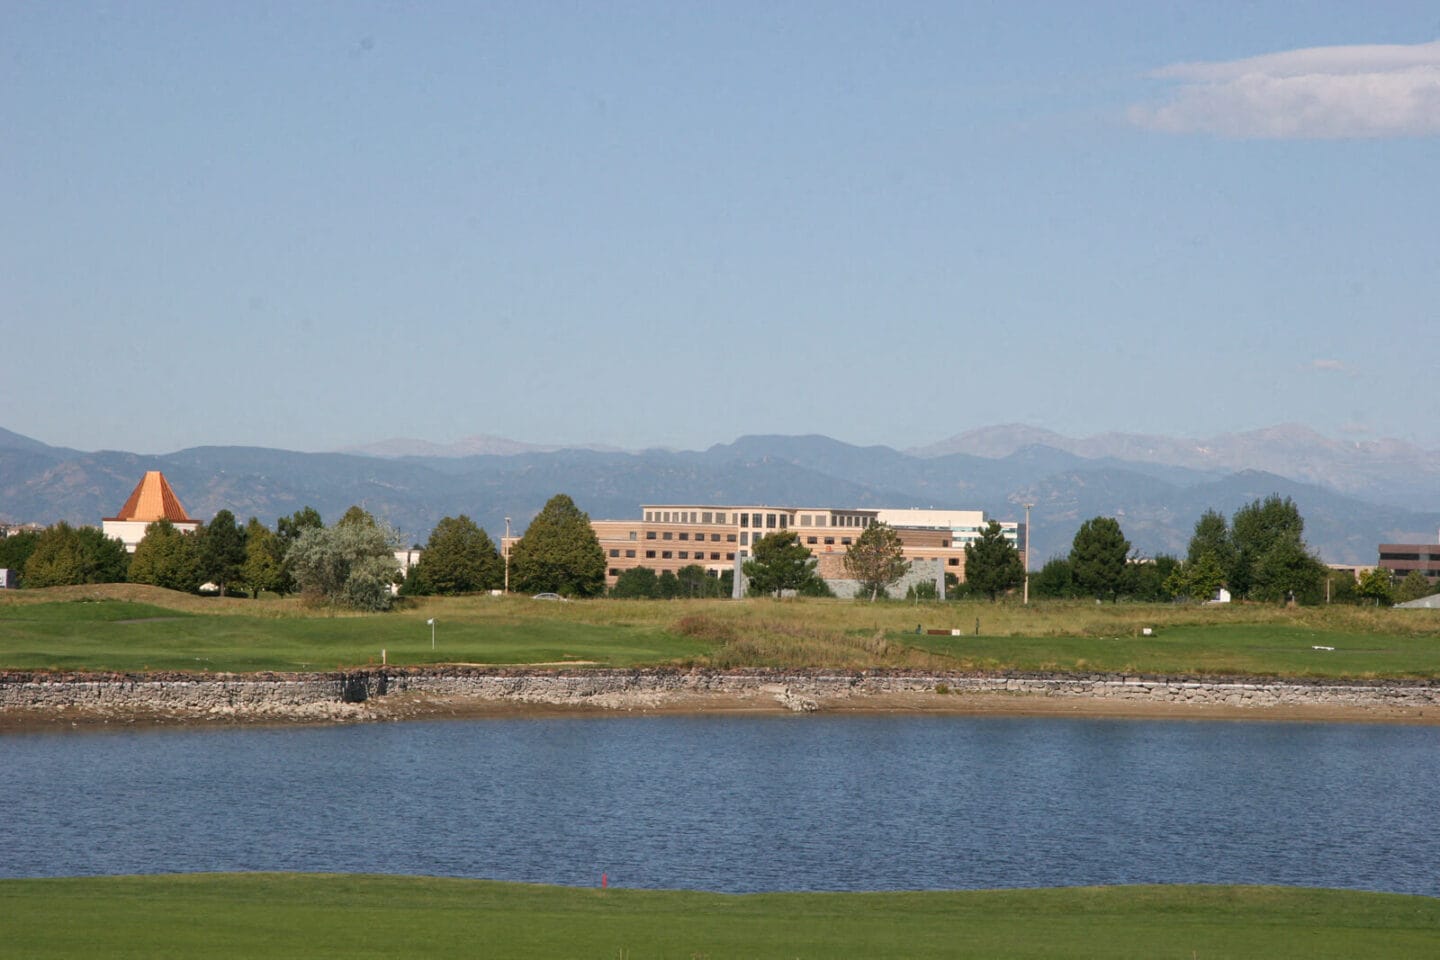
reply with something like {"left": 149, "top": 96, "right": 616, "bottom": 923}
{"left": 872, "top": 508, "right": 1023, "bottom": 552}
{"left": 101, "top": 471, "right": 200, "bottom": 553}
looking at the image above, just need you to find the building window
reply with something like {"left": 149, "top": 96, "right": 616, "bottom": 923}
{"left": 715, "top": 512, "right": 726, "bottom": 524}
{"left": 609, "top": 549, "right": 619, "bottom": 557}
{"left": 663, "top": 532, "right": 673, "bottom": 540}
{"left": 629, "top": 531, "right": 638, "bottom": 541}
{"left": 702, "top": 512, "right": 713, "bottom": 523}
{"left": 824, "top": 537, "right": 835, "bottom": 545}
{"left": 662, "top": 551, "right": 672, "bottom": 559}
{"left": 740, "top": 513, "right": 749, "bottom": 528}
{"left": 625, "top": 550, "right": 636, "bottom": 558}
{"left": 816, "top": 515, "right": 827, "bottom": 527}
{"left": 842, "top": 537, "right": 852, "bottom": 545}
{"left": 710, "top": 552, "right": 720, "bottom": 560}
{"left": 646, "top": 531, "right": 657, "bottom": 540}
{"left": 609, "top": 568, "right": 619, "bottom": 577}
{"left": 740, "top": 533, "right": 749, "bottom": 546}
{"left": 766, "top": 513, "right": 777, "bottom": 528}
{"left": 644, "top": 512, "right": 653, "bottom": 522}
{"left": 726, "top": 552, "right": 735, "bottom": 560}
{"left": 679, "top": 551, "right": 689, "bottom": 559}
{"left": 679, "top": 532, "right": 689, "bottom": 540}
{"left": 948, "top": 558, "right": 959, "bottom": 565}
{"left": 645, "top": 550, "right": 656, "bottom": 559}
{"left": 727, "top": 534, "right": 736, "bottom": 542}
{"left": 807, "top": 536, "right": 818, "bottom": 545}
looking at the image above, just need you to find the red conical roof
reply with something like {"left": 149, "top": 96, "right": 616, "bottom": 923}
{"left": 104, "top": 471, "right": 196, "bottom": 524}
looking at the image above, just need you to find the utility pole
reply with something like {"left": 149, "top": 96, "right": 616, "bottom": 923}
{"left": 504, "top": 516, "right": 512, "bottom": 593}
{"left": 1022, "top": 502, "right": 1033, "bottom": 605}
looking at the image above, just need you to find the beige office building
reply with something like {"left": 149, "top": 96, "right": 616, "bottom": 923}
{"left": 591, "top": 504, "right": 1024, "bottom": 588}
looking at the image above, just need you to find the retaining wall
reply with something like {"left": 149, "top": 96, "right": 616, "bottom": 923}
{"left": 2, "top": 669, "right": 1437, "bottom": 720}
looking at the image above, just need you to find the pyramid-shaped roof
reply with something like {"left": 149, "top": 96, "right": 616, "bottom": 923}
{"left": 105, "top": 471, "right": 196, "bottom": 524}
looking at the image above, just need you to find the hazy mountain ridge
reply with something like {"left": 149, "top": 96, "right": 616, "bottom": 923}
{"left": 914, "top": 423, "right": 1440, "bottom": 510}
{"left": 2, "top": 425, "right": 1436, "bottom": 565}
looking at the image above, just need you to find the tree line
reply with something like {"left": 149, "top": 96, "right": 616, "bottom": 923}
{"left": 2, "top": 490, "right": 1423, "bottom": 608}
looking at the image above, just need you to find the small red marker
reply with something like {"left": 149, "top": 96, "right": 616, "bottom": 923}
{"left": 601, "top": 872, "right": 608, "bottom": 888}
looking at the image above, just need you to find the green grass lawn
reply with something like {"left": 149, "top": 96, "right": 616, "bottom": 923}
{"left": 2, "top": 874, "right": 1437, "bottom": 959}
{"left": 904, "top": 623, "right": 1440, "bottom": 678}
{"left": 0, "top": 599, "right": 707, "bottom": 672}
{"left": 2, "top": 585, "right": 1439, "bottom": 677}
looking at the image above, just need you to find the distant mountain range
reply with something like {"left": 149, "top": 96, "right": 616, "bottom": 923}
{"left": 2, "top": 424, "right": 1437, "bottom": 566}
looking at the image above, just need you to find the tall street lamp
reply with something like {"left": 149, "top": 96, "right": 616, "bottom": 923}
{"left": 1022, "top": 502, "right": 1034, "bottom": 605}
{"left": 504, "top": 516, "right": 512, "bottom": 593}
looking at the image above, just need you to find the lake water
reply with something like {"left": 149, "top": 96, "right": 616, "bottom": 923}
{"left": 3, "top": 715, "right": 1437, "bottom": 895}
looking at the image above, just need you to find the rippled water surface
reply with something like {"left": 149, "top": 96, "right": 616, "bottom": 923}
{"left": 3, "top": 715, "right": 1437, "bottom": 894}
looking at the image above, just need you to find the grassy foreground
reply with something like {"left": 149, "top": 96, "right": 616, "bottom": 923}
{"left": 1, "top": 583, "right": 1438, "bottom": 678}
{"left": 2, "top": 874, "right": 1438, "bottom": 959}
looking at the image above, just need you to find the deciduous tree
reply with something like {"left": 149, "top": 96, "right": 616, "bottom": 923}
{"left": 1355, "top": 567, "right": 1395, "bottom": 607}
{"left": 23, "top": 523, "right": 129, "bottom": 588}
{"left": 288, "top": 520, "right": 401, "bottom": 611}
{"left": 843, "top": 522, "right": 910, "bottom": 602}
{"left": 963, "top": 521, "right": 1024, "bottom": 602}
{"left": 412, "top": 515, "right": 502, "bottom": 595}
{"left": 129, "top": 520, "right": 202, "bottom": 593}
{"left": 743, "top": 530, "right": 820, "bottom": 598}
{"left": 0, "top": 530, "right": 39, "bottom": 583}
{"left": 610, "top": 566, "right": 660, "bottom": 599}
{"left": 1394, "top": 570, "right": 1434, "bottom": 604}
{"left": 1031, "top": 556, "right": 1075, "bottom": 599}
{"left": 241, "top": 518, "right": 285, "bottom": 598}
{"left": 508, "top": 494, "right": 607, "bottom": 598}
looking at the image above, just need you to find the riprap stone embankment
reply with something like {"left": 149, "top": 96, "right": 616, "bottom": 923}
{"left": 2, "top": 668, "right": 1438, "bottom": 725}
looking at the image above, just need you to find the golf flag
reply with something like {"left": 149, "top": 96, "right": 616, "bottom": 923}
{"left": 426, "top": 618, "right": 435, "bottom": 626}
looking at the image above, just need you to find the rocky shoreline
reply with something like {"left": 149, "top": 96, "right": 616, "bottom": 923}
{"left": 2, "top": 667, "right": 1438, "bottom": 727}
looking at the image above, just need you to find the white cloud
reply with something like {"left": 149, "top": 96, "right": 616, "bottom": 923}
{"left": 1129, "top": 39, "right": 1440, "bottom": 139}
{"left": 1312, "top": 358, "right": 1346, "bottom": 371}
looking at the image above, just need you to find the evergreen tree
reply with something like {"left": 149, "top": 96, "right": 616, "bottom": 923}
{"left": 963, "top": 521, "right": 1024, "bottom": 601}
{"left": 507, "top": 494, "right": 607, "bottom": 597}
{"left": 1069, "top": 517, "right": 1130, "bottom": 602}
{"left": 198, "top": 509, "right": 246, "bottom": 596}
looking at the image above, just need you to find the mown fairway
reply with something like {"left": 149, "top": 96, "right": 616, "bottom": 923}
{"left": 2, "top": 875, "right": 1438, "bottom": 959}
{"left": 1, "top": 584, "right": 1439, "bottom": 677}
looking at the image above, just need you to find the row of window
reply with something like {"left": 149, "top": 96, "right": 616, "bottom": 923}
{"left": 643, "top": 531, "right": 734, "bottom": 542}
{"left": 640, "top": 550, "right": 733, "bottom": 561}
{"left": 645, "top": 510, "right": 731, "bottom": 524}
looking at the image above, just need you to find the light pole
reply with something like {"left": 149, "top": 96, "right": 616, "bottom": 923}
{"left": 1022, "top": 502, "right": 1034, "bottom": 605}
{"left": 504, "top": 516, "right": 512, "bottom": 593}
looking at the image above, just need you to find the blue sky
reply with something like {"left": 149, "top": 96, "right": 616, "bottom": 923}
{"left": 3, "top": 2, "right": 1437, "bottom": 454}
